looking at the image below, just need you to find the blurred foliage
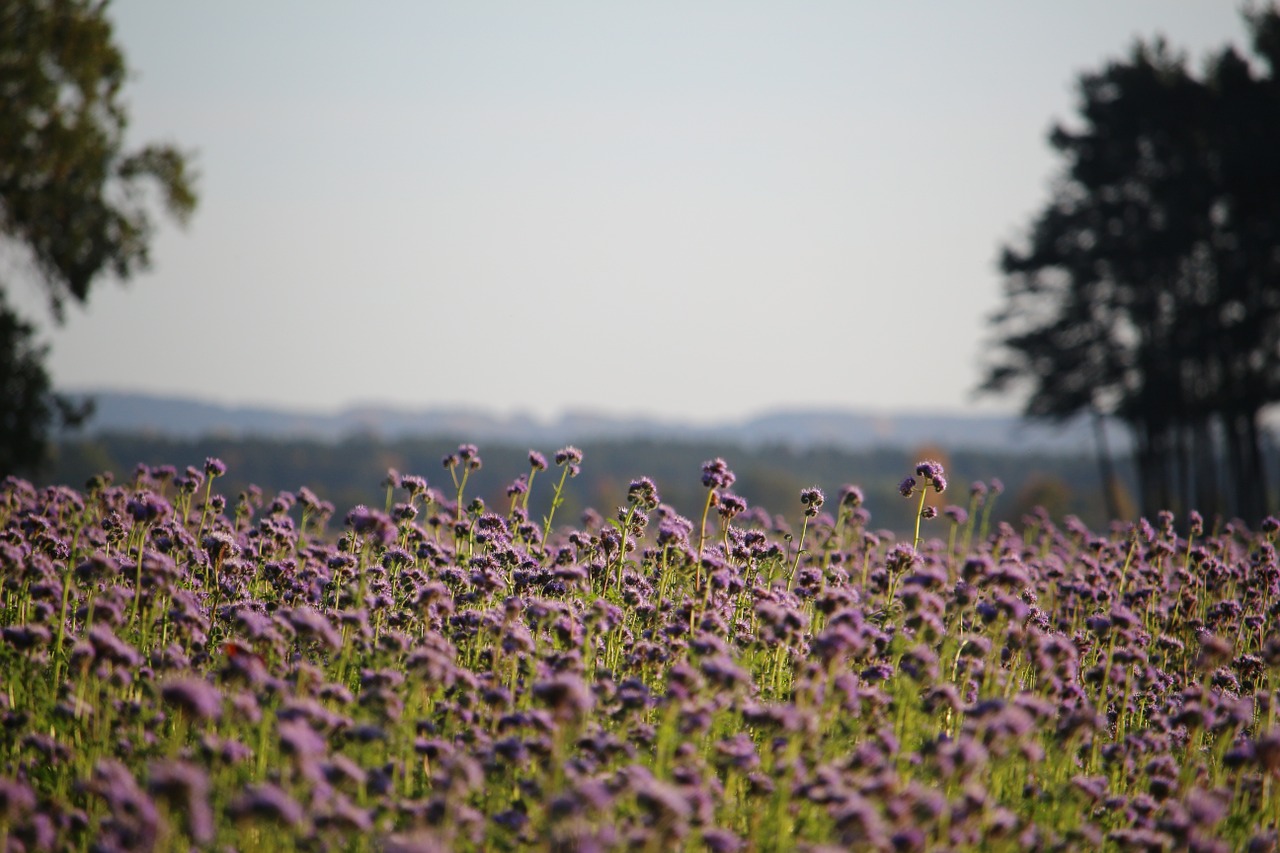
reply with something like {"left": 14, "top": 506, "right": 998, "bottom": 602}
{"left": 49, "top": 433, "right": 1144, "bottom": 537}
{"left": 0, "top": 0, "right": 198, "bottom": 475}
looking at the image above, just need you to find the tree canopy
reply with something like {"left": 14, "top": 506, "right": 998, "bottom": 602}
{"left": 981, "top": 7, "right": 1280, "bottom": 524}
{"left": 0, "top": 0, "right": 197, "bottom": 473}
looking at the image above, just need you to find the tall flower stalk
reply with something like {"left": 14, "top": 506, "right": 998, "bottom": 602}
{"left": 696, "top": 458, "right": 735, "bottom": 589}
{"left": 541, "top": 446, "right": 582, "bottom": 551}
{"left": 900, "top": 459, "right": 947, "bottom": 551}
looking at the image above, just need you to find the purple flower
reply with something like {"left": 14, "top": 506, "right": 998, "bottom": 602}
{"left": 278, "top": 719, "right": 328, "bottom": 759}
{"left": 628, "top": 477, "right": 661, "bottom": 510}
{"left": 626, "top": 766, "right": 692, "bottom": 827}
{"left": 899, "top": 477, "right": 917, "bottom": 498}
{"left": 532, "top": 674, "right": 593, "bottom": 724}
{"left": 160, "top": 677, "right": 223, "bottom": 722}
{"left": 529, "top": 450, "right": 548, "bottom": 471}
{"left": 913, "top": 460, "right": 946, "bottom": 493}
{"left": 701, "top": 458, "right": 736, "bottom": 489}
{"left": 399, "top": 474, "right": 429, "bottom": 496}
{"left": 832, "top": 792, "right": 889, "bottom": 848}
{"left": 3, "top": 624, "right": 51, "bottom": 650}
{"left": 699, "top": 654, "right": 751, "bottom": 690}
{"left": 87, "top": 625, "right": 143, "bottom": 668}
{"left": 554, "top": 446, "right": 583, "bottom": 466}
{"left": 701, "top": 827, "right": 743, "bottom": 852}
{"left": 285, "top": 606, "right": 343, "bottom": 650}
{"left": 201, "top": 530, "right": 239, "bottom": 563}
{"left": 886, "top": 543, "right": 919, "bottom": 573}
{"left": 344, "top": 505, "right": 396, "bottom": 545}
{"left": 716, "top": 492, "right": 748, "bottom": 520}
{"left": 915, "top": 460, "right": 942, "bottom": 480}
{"left": 0, "top": 777, "right": 35, "bottom": 822}
{"left": 228, "top": 783, "right": 305, "bottom": 827}
{"left": 453, "top": 443, "right": 482, "bottom": 470}
{"left": 148, "top": 759, "right": 214, "bottom": 844}
{"left": 204, "top": 457, "right": 227, "bottom": 477}
{"left": 1197, "top": 632, "right": 1233, "bottom": 670}
{"left": 800, "top": 486, "right": 825, "bottom": 517}
{"left": 126, "top": 492, "right": 172, "bottom": 524}
{"left": 89, "top": 760, "right": 160, "bottom": 850}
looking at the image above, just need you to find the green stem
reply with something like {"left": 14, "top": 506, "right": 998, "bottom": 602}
{"left": 788, "top": 516, "right": 810, "bottom": 592}
{"left": 695, "top": 489, "right": 715, "bottom": 591}
{"left": 612, "top": 506, "right": 638, "bottom": 594}
{"left": 913, "top": 488, "right": 928, "bottom": 550}
{"left": 541, "top": 465, "right": 573, "bottom": 554}
{"left": 522, "top": 465, "right": 538, "bottom": 514}
{"left": 195, "top": 476, "right": 215, "bottom": 543}
{"left": 129, "top": 527, "right": 149, "bottom": 627}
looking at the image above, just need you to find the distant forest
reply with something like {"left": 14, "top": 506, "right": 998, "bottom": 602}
{"left": 40, "top": 433, "right": 1157, "bottom": 538}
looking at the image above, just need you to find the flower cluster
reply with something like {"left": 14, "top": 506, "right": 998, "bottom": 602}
{"left": 0, "top": 454, "right": 1277, "bottom": 850}
{"left": 899, "top": 459, "right": 947, "bottom": 497}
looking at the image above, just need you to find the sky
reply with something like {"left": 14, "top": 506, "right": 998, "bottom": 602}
{"left": 11, "top": 1, "right": 1257, "bottom": 423}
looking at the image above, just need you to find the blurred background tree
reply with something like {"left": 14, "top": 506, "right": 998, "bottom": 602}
{"left": 982, "top": 6, "right": 1280, "bottom": 525}
{"left": 0, "top": 0, "right": 197, "bottom": 474}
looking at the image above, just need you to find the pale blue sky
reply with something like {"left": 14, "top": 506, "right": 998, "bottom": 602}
{"left": 14, "top": 1, "right": 1255, "bottom": 422}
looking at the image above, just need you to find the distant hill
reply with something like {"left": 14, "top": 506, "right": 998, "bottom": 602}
{"left": 61, "top": 389, "right": 1126, "bottom": 454}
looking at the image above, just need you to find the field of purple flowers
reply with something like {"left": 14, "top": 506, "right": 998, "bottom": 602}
{"left": 1, "top": 448, "right": 1279, "bottom": 851}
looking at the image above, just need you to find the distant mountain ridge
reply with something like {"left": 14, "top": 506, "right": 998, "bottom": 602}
{"left": 62, "top": 390, "right": 1125, "bottom": 454}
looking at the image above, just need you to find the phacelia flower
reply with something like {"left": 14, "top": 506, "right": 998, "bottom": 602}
{"left": 627, "top": 477, "right": 660, "bottom": 510}
{"left": 701, "top": 458, "right": 736, "bottom": 490}
{"left": 160, "top": 678, "right": 224, "bottom": 722}
{"left": 914, "top": 460, "right": 946, "bottom": 493}
{"left": 457, "top": 443, "right": 482, "bottom": 470}
{"left": 554, "top": 446, "right": 583, "bottom": 466}
{"left": 228, "top": 783, "right": 305, "bottom": 827}
{"left": 148, "top": 759, "right": 214, "bottom": 844}
{"left": 532, "top": 674, "right": 593, "bottom": 725}
{"left": 800, "top": 487, "right": 825, "bottom": 518}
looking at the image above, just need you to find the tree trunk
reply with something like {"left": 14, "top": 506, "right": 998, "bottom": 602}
{"left": 1176, "top": 421, "right": 1192, "bottom": 518}
{"left": 1243, "top": 407, "right": 1269, "bottom": 524}
{"left": 1092, "top": 408, "right": 1120, "bottom": 520}
{"left": 1225, "top": 412, "right": 1242, "bottom": 521}
{"left": 1192, "top": 417, "right": 1220, "bottom": 521}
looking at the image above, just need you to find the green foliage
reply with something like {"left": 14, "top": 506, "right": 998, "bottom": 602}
{"left": 0, "top": 292, "right": 59, "bottom": 473}
{"left": 0, "top": 0, "right": 198, "bottom": 474}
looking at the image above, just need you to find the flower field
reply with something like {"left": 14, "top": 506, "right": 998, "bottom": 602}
{"left": 1, "top": 449, "right": 1279, "bottom": 851}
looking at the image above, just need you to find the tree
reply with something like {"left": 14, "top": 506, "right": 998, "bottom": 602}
{"left": 0, "top": 291, "right": 75, "bottom": 474}
{"left": 982, "top": 7, "right": 1280, "bottom": 524}
{"left": 0, "top": 0, "right": 197, "bottom": 473}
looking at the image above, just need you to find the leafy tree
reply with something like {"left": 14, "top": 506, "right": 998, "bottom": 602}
{"left": 0, "top": 0, "right": 197, "bottom": 473}
{"left": 0, "top": 292, "right": 77, "bottom": 474}
{"left": 982, "top": 8, "right": 1280, "bottom": 524}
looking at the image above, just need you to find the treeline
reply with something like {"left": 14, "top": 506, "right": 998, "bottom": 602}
{"left": 983, "top": 9, "right": 1280, "bottom": 524}
{"left": 43, "top": 433, "right": 1142, "bottom": 538}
